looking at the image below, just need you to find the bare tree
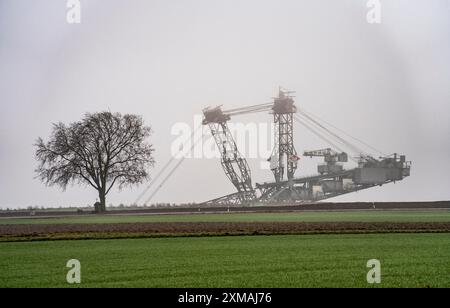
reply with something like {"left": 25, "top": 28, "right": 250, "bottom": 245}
{"left": 35, "top": 112, "right": 155, "bottom": 213}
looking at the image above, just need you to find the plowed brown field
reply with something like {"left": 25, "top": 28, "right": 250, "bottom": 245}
{"left": 1, "top": 222, "right": 449, "bottom": 241}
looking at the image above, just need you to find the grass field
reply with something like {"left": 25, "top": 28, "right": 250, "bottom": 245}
{"left": 1, "top": 233, "right": 449, "bottom": 288}
{"left": 1, "top": 210, "right": 449, "bottom": 288}
{"left": 1, "top": 210, "right": 450, "bottom": 225}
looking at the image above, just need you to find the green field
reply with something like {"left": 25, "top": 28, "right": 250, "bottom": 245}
{"left": 1, "top": 210, "right": 449, "bottom": 288}
{"left": 1, "top": 233, "right": 449, "bottom": 288}
{"left": 1, "top": 210, "right": 450, "bottom": 225}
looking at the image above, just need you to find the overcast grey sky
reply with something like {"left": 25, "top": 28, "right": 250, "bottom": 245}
{"left": 1, "top": 0, "right": 449, "bottom": 208}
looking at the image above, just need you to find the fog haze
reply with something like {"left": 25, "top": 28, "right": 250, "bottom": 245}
{"left": 1, "top": 0, "right": 449, "bottom": 208}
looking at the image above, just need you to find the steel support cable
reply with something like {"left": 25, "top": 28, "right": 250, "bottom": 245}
{"left": 295, "top": 114, "right": 359, "bottom": 163}
{"left": 294, "top": 115, "right": 358, "bottom": 163}
{"left": 143, "top": 127, "right": 205, "bottom": 205}
{"left": 299, "top": 108, "right": 386, "bottom": 156}
{"left": 223, "top": 103, "right": 273, "bottom": 114}
{"left": 225, "top": 105, "right": 272, "bottom": 114}
{"left": 301, "top": 108, "right": 383, "bottom": 155}
{"left": 298, "top": 110, "right": 364, "bottom": 155}
{"left": 134, "top": 123, "right": 202, "bottom": 205}
{"left": 293, "top": 115, "right": 346, "bottom": 153}
{"left": 133, "top": 156, "right": 176, "bottom": 205}
{"left": 228, "top": 108, "right": 273, "bottom": 117}
{"left": 298, "top": 110, "right": 363, "bottom": 154}
{"left": 227, "top": 106, "right": 273, "bottom": 117}
{"left": 300, "top": 111, "right": 364, "bottom": 155}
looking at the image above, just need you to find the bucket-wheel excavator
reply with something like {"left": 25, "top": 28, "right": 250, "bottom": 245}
{"left": 202, "top": 89, "right": 411, "bottom": 205}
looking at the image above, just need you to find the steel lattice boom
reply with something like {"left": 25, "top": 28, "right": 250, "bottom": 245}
{"left": 203, "top": 106, "right": 257, "bottom": 204}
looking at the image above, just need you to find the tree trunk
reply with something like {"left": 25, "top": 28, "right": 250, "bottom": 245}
{"left": 98, "top": 189, "right": 106, "bottom": 213}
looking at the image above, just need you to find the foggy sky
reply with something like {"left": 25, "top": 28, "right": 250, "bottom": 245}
{"left": 1, "top": 0, "right": 450, "bottom": 208}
